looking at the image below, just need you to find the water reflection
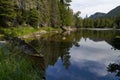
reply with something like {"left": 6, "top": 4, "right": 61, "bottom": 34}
{"left": 110, "top": 38, "right": 120, "bottom": 50}
{"left": 107, "top": 63, "right": 120, "bottom": 76}
{"left": 28, "top": 30, "right": 120, "bottom": 80}
{"left": 107, "top": 37, "right": 120, "bottom": 78}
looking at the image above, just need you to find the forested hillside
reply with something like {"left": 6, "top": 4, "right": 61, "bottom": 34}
{"left": 105, "top": 6, "right": 120, "bottom": 17}
{"left": 90, "top": 6, "right": 120, "bottom": 18}
{"left": 0, "top": 0, "right": 79, "bottom": 28}
{"left": 90, "top": 12, "right": 106, "bottom": 19}
{"left": 82, "top": 5, "right": 120, "bottom": 28}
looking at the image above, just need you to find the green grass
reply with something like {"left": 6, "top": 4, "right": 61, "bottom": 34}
{"left": 116, "top": 36, "right": 120, "bottom": 38}
{"left": 0, "top": 44, "right": 43, "bottom": 80}
{"left": 0, "top": 26, "right": 62, "bottom": 37}
{"left": 0, "top": 27, "right": 37, "bottom": 37}
{"left": 38, "top": 27, "right": 55, "bottom": 31}
{"left": 38, "top": 26, "right": 62, "bottom": 32}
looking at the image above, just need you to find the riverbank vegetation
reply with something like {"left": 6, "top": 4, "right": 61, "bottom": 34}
{"left": 0, "top": 44, "right": 43, "bottom": 80}
{"left": 0, "top": 0, "right": 120, "bottom": 35}
{"left": 0, "top": 0, "right": 79, "bottom": 37}
{"left": 0, "top": 0, "right": 120, "bottom": 79}
{"left": 0, "top": 26, "right": 61, "bottom": 37}
{"left": 81, "top": 17, "right": 119, "bottom": 28}
{"left": 74, "top": 5, "right": 120, "bottom": 29}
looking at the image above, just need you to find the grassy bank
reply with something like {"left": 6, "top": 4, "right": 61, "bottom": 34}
{"left": 0, "top": 26, "right": 62, "bottom": 79}
{"left": 0, "top": 26, "right": 62, "bottom": 37}
{"left": 0, "top": 44, "right": 43, "bottom": 80}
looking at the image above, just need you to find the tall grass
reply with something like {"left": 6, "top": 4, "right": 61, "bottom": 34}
{"left": 0, "top": 26, "right": 62, "bottom": 37}
{"left": 0, "top": 44, "right": 43, "bottom": 80}
{"left": 0, "top": 27, "right": 37, "bottom": 37}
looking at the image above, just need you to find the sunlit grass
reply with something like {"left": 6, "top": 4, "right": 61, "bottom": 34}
{"left": 116, "top": 36, "right": 120, "bottom": 38}
{"left": 0, "top": 27, "right": 37, "bottom": 37}
{"left": 0, "top": 26, "right": 62, "bottom": 37}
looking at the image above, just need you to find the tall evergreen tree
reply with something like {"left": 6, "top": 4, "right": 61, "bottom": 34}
{"left": 74, "top": 11, "right": 83, "bottom": 28}
{"left": 27, "top": 9, "right": 40, "bottom": 27}
{"left": 115, "top": 15, "right": 120, "bottom": 28}
{"left": 0, "top": 0, "right": 16, "bottom": 27}
{"left": 59, "top": 0, "right": 74, "bottom": 27}
{"left": 50, "top": 0, "right": 61, "bottom": 27}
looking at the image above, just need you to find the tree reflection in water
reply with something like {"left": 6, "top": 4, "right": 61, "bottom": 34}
{"left": 108, "top": 63, "right": 120, "bottom": 76}
{"left": 27, "top": 30, "right": 120, "bottom": 79}
{"left": 107, "top": 37, "right": 120, "bottom": 77}
{"left": 111, "top": 37, "right": 120, "bottom": 50}
{"left": 29, "top": 34, "right": 73, "bottom": 69}
{"left": 62, "top": 54, "right": 71, "bottom": 69}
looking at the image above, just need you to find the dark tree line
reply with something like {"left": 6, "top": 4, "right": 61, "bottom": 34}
{"left": 1, "top": 0, "right": 120, "bottom": 29}
{"left": 74, "top": 13, "right": 120, "bottom": 28}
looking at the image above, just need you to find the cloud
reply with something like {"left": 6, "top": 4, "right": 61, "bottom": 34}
{"left": 70, "top": 0, "right": 120, "bottom": 18}
{"left": 70, "top": 38, "right": 120, "bottom": 64}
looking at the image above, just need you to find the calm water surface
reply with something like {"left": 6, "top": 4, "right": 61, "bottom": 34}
{"left": 29, "top": 30, "right": 120, "bottom": 80}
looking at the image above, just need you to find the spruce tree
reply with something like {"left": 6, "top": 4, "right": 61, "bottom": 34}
{"left": 27, "top": 9, "right": 40, "bottom": 27}
{"left": 0, "top": 0, "right": 16, "bottom": 27}
{"left": 50, "top": 0, "right": 61, "bottom": 27}
{"left": 59, "top": 0, "right": 74, "bottom": 27}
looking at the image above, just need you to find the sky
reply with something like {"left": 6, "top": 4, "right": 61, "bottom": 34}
{"left": 70, "top": 0, "right": 120, "bottom": 18}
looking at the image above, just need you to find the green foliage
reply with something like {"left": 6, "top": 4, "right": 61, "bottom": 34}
{"left": 0, "top": 0, "right": 75, "bottom": 29}
{"left": 0, "top": 45, "right": 43, "bottom": 80}
{"left": 0, "top": 0, "right": 16, "bottom": 27}
{"left": 16, "top": 10, "right": 29, "bottom": 26}
{"left": 90, "top": 6, "right": 120, "bottom": 18}
{"left": 0, "top": 27, "right": 37, "bottom": 36}
{"left": 27, "top": 9, "right": 40, "bottom": 27}
{"left": 59, "top": 2, "right": 74, "bottom": 27}
{"left": 50, "top": 0, "right": 61, "bottom": 27}
{"left": 83, "top": 18, "right": 94, "bottom": 28}
{"left": 82, "top": 17, "right": 115, "bottom": 28}
{"left": 0, "top": 26, "right": 62, "bottom": 38}
{"left": 74, "top": 11, "right": 83, "bottom": 28}
{"left": 38, "top": 27, "right": 57, "bottom": 31}
{"left": 84, "top": 5, "right": 120, "bottom": 28}
{"left": 60, "top": 0, "right": 72, "bottom": 4}
{"left": 1, "top": 0, "right": 120, "bottom": 29}
{"left": 115, "top": 15, "right": 120, "bottom": 28}
{"left": 66, "top": 9, "right": 74, "bottom": 26}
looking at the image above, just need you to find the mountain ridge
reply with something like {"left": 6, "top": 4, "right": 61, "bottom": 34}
{"left": 89, "top": 5, "right": 120, "bottom": 18}
{"left": 89, "top": 12, "right": 106, "bottom": 18}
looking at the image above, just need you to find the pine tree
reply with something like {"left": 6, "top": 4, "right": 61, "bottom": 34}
{"left": 0, "top": 0, "right": 16, "bottom": 27}
{"left": 59, "top": 0, "right": 74, "bottom": 27}
{"left": 50, "top": 0, "right": 61, "bottom": 27}
{"left": 74, "top": 11, "right": 83, "bottom": 28}
{"left": 27, "top": 9, "right": 40, "bottom": 27}
{"left": 115, "top": 15, "right": 120, "bottom": 28}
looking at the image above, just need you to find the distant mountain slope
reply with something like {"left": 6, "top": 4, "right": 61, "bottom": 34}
{"left": 89, "top": 12, "right": 106, "bottom": 18}
{"left": 90, "top": 5, "right": 120, "bottom": 18}
{"left": 105, "top": 6, "right": 120, "bottom": 17}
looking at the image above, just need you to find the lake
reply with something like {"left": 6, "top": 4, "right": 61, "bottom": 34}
{"left": 26, "top": 29, "right": 120, "bottom": 80}
{"left": 4, "top": 29, "right": 120, "bottom": 80}
{"left": 29, "top": 30, "right": 120, "bottom": 80}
